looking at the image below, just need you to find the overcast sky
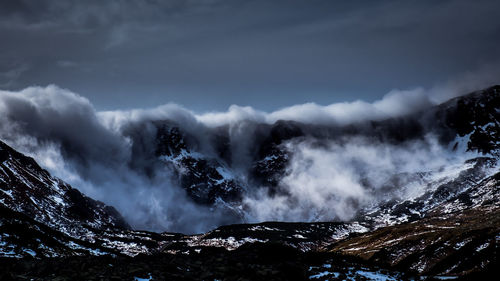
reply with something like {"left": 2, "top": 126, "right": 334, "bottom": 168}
{"left": 1, "top": 0, "right": 499, "bottom": 112}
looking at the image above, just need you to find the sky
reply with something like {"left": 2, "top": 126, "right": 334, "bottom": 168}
{"left": 0, "top": 0, "right": 499, "bottom": 112}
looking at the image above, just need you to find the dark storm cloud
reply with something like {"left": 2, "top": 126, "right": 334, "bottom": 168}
{"left": 0, "top": 0, "right": 499, "bottom": 111}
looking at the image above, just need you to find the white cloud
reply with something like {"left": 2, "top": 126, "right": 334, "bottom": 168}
{"left": 243, "top": 134, "right": 471, "bottom": 223}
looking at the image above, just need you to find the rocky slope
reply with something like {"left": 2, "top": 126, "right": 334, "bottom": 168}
{"left": 0, "top": 140, "right": 181, "bottom": 258}
{"left": 0, "top": 140, "right": 129, "bottom": 234}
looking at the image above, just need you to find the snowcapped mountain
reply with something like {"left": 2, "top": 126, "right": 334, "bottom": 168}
{"left": 148, "top": 85, "right": 500, "bottom": 222}
{"left": 0, "top": 140, "right": 182, "bottom": 258}
{"left": 0, "top": 86, "right": 498, "bottom": 279}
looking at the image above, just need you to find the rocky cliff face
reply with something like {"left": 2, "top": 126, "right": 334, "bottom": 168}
{"left": 155, "top": 124, "right": 244, "bottom": 206}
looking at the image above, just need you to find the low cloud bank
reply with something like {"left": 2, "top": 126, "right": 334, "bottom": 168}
{"left": 0, "top": 70, "right": 496, "bottom": 232}
{"left": 242, "top": 135, "right": 472, "bottom": 223}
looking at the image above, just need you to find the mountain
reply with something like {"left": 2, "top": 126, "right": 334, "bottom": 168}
{"left": 0, "top": 140, "right": 129, "bottom": 234}
{"left": 0, "top": 140, "right": 180, "bottom": 258}
{"left": 155, "top": 123, "right": 244, "bottom": 206}
{"left": 0, "top": 86, "right": 499, "bottom": 280}
{"left": 148, "top": 86, "right": 500, "bottom": 222}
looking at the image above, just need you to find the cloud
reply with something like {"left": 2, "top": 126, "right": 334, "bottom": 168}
{"left": 0, "top": 81, "right": 492, "bottom": 233}
{"left": 0, "top": 85, "right": 232, "bottom": 233}
{"left": 194, "top": 87, "right": 433, "bottom": 126}
{"left": 195, "top": 105, "right": 266, "bottom": 126}
{"left": 265, "top": 87, "right": 431, "bottom": 125}
{"left": 0, "top": 85, "right": 128, "bottom": 170}
{"left": 243, "top": 135, "right": 472, "bottom": 223}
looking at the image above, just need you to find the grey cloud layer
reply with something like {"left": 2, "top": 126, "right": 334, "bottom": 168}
{"left": 1, "top": 0, "right": 499, "bottom": 111}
